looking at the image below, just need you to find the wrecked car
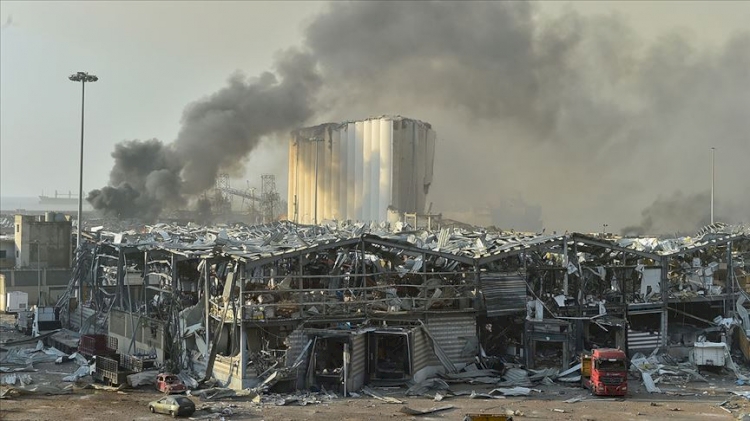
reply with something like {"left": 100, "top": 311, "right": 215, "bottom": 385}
{"left": 155, "top": 373, "right": 187, "bottom": 394}
{"left": 148, "top": 396, "right": 195, "bottom": 417}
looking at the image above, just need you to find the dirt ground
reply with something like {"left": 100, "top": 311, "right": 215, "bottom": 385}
{"left": 2, "top": 314, "right": 748, "bottom": 421}
{"left": 0, "top": 385, "right": 741, "bottom": 421}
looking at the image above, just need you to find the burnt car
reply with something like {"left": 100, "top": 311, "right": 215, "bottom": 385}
{"left": 148, "top": 396, "right": 195, "bottom": 417}
{"left": 155, "top": 373, "right": 187, "bottom": 394}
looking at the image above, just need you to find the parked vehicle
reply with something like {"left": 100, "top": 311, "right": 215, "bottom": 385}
{"left": 148, "top": 396, "right": 195, "bottom": 417}
{"left": 31, "top": 306, "right": 61, "bottom": 337}
{"left": 155, "top": 373, "right": 187, "bottom": 394}
{"left": 581, "top": 348, "right": 628, "bottom": 396}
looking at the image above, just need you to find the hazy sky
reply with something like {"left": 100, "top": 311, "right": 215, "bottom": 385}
{"left": 1, "top": 1, "right": 748, "bottom": 231}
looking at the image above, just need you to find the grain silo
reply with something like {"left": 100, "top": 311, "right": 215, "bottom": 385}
{"left": 288, "top": 116, "right": 436, "bottom": 224}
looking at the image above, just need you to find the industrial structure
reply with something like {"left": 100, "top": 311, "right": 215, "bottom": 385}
{"left": 216, "top": 173, "right": 282, "bottom": 224}
{"left": 288, "top": 116, "right": 436, "bottom": 225}
{"left": 43, "top": 219, "right": 750, "bottom": 392}
{"left": 8, "top": 116, "right": 749, "bottom": 398}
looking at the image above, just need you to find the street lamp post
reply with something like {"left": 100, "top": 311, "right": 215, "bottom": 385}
{"left": 33, "top": 241, "right": 41, "bottom": 306}
{"left": 710, "top": 147, "right": 716, "bottom": 224}
{"left": 68, "top": 72, "right": 97, "bottom": 252}
{"left": 69, "top": 71, "right": 97, "bottom": 309}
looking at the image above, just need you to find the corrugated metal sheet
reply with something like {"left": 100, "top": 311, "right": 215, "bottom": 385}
{"left": 285, "top": 327, "right": 311, "bottom": 389}
{"left": 482, "top": 272, "right": 527, "bottom": 316}
{"left": 285, "top": 327, "right": 309, "bottom": 368}
{"left": 348, "top": 333, "right": 367, "bottom": 392}
{"left": 628, "top": 329, "right": 662, "bottom": 353}
{"left": 411, "top": 327, "right": 439, "bottom": 374}
{"left": 424, "top": 313, "right": 477, "bottom": 364}
{"left": 739, "top": 328, "right": 750, "bottom": 361}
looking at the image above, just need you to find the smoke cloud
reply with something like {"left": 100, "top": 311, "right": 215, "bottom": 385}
{"left": 88, "top": 49, "right": 321, "bottom": 220}
{"left": 621, "top": 191, "right": 713, "bottom": 236}
{"left": 90, "top": 2, "right": 750, "bottom": 231}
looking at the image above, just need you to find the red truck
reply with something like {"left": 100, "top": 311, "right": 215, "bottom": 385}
{"left": 581, "top": 348, "right": 628, "bottom": 396}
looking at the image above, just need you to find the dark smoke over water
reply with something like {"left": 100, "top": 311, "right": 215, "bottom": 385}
{"left": 90, "top": 2, "right": 750, "bottom": 230}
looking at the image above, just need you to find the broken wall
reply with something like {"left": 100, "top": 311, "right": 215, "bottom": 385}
{"left": 108, "top": 309, "right": 166, "bottom": 361}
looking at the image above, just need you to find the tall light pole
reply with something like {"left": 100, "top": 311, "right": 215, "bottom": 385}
{"left": 32, "top": 240, "right": 41, "bottom": 306}
{"left": 711, "top": 147, "right": 716, "bottom": 224}
{"left": 68, "top": 72, "right": 97, "bottom": 249}
{"left": 69, "top": 71, "right": 97, "bottom": 306}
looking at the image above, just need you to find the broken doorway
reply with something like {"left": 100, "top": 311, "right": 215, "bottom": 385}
{"left": 368, "top": 330, "right": 411, "bottom": 383}
{"left": 306, "top": 332, "right": 366, "bottom": 393}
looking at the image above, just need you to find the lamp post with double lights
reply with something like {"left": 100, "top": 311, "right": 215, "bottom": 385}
{"left": 710, "top": 147, "right": 716, "bottom": 224}
{"left": 68, "top": 71, "right": 97, "bottom": 250}
{"left": 69, "top": 71, "right": 97, "bottom": 307}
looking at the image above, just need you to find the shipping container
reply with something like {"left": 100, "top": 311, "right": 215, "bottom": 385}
{"left": 289, "top": 116, "right": 436, "bottom": 224}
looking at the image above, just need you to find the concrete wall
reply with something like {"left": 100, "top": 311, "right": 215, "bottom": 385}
{"left": 108, "top": 309, "right": 166, "bottom": 361}
{"left": 0, "top": 238, "right": 15, "bottom": 268}
{"left": 214, "top": 356, "right": 245, "bottom": 389}
{"left": 14, "top": 214, "right": 72, "bottom": 269}
{"left": 1, "top": 268, "right": 72, "bottom": 306}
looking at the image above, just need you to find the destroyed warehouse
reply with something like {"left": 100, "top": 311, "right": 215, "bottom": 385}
{"left": 9, "top": 116, "right": 750, "bottom": 396}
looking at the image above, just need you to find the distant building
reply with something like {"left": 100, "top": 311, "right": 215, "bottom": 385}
{"left": 14, "top": 213, "right": 73, "bottom": 269}
{"left": 0, "top": 235, "right": 14, "bottom": 268}
{"left": 0, "top": 213, "right": 74, "bottom": 306}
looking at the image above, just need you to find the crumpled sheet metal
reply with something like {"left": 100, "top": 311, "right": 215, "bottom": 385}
{"left": 62, "top": 365, "right": 90, "bottom": 382}
{"left": 490, "top": 386, "right": 537, "bottom": 396}
{"left": 0, "top": 341, "right": 68, "bottom": 366}
{"left": 1, "top": 373, "right": 32, "bottom": 386}
{"left": 0, "top": 383, "right": 74, "bottom": 398}
{"left": 406, "top": 378, "right": 450, "bottom": 396}
{"left": 498, "top": 367, "right": 532, "bottom": 387}
{"left": 126, "top": 370, "right": 158, "bottom": 387}
{"left": 399, "top": 405, "right": 454, "bottom": 416}
{"left": 188, "top": 387, "right": 260, "bottom": 401}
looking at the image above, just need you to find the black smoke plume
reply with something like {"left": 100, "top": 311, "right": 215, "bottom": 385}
{"left": 90, "top": 2, "right": 750, "bottom": 229}
{"left": 88, "top": 49, "right": 320, "bottom": 220}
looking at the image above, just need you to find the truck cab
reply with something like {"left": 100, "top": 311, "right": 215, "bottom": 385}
{"left": 31, "top": 306, "right": 62, "bottom": 337}
{"left": 582, "top": 348, "right": 628, "bottom": 396}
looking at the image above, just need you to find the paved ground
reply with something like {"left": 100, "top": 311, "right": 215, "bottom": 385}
{"left": 1, "top": 314, "right": 747, "bottom": 421}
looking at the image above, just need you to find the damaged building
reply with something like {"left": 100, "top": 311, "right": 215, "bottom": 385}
{"left": 288, "top": 116, "right": 436, "bottom": 225}
{"left": 47, "top": 219, "right": 750, "bottom": 393}
{"left": 28, "top": 116, "right": 750, "bottom": 395}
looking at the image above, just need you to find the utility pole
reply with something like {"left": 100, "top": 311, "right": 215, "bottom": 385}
{"left": 711, "top": 147, "right": 716, "bottom": 224}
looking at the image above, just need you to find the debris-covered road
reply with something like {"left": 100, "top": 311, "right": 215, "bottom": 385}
{"left": 0, "top": 385, "right": 739, "bottom": 421}
{"left": 1, "top": 315, "right": 747, "bottom": 421}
